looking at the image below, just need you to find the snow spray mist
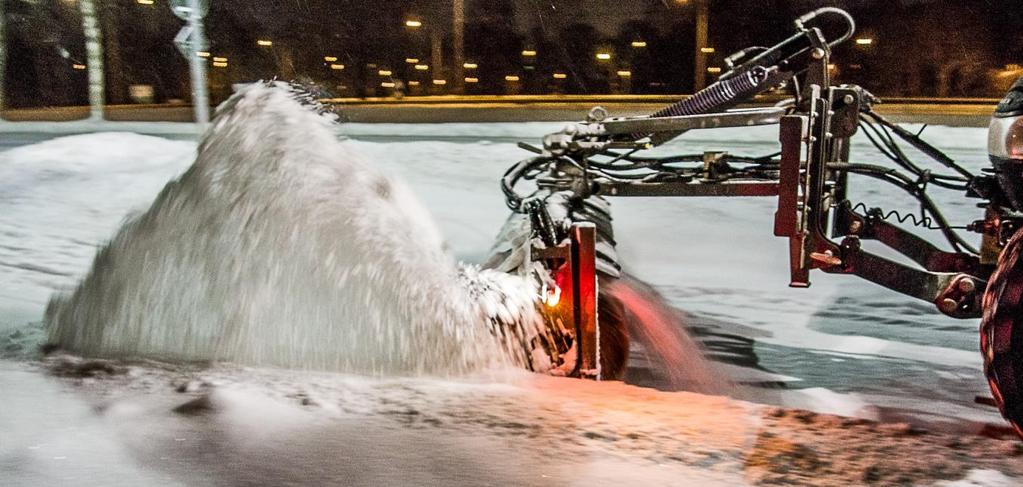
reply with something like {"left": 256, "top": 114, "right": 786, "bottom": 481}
{"left": 46, "top": 82, "right": 548, "bottom": 375}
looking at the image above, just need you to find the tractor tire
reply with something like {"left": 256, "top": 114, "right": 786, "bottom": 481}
{"left": 981, "top": 226, "right": 1023, "bottom": 437}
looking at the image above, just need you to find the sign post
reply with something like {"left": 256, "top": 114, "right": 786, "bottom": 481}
{"left": 172, "top": 0, "right": 210, "bottom": 125}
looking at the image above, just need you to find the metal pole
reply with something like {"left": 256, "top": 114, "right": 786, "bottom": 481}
{"left": 80, "top": 0, "right": 105, "bottom": 121}
{"left": 187, "top": 0, "right": 209, "bottom": 125}
{"left": 431, "top": 30, "right": 443, "bottom": 84}
{"left": 693, "top": 0, "right": 709, "bottom": 91}
{"left": 452, "top": 0, "right": 464, "bottom": 93}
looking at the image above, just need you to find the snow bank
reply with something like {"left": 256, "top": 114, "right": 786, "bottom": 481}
{"left": 0, "top": 132, "right": 196, "bottom": 323}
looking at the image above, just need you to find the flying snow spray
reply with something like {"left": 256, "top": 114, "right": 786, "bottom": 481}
{"left": 46, "top": 82, "right": 549, "bottom": 375}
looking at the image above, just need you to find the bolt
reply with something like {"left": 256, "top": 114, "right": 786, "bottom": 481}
{"left": 843, "top": 94, "right": 855, "bottom": 105}
{"left": 939, "top": 298, "right": 959, "bottom": 314}
{"left": 958, "top": 278, "right": 976, "bottom": 294}
{"left": 811, "top": 48, "right": 826, "bottom": 59}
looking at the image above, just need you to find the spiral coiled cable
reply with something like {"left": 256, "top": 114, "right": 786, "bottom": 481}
{"left": 650, "top": 66, "right": 770, "bottom": 119}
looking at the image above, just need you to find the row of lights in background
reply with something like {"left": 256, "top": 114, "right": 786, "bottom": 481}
{"left": 66, "top": 51, "right": 874, "bottom": 77}
{"left": 194, "top": 51, "right": 228, "bottom": 68}
{"left": 123, "top": 7, "right": 880, "bottom": 72}
{"left": 323, "top": 56, "right": 346, "bottom": 70}
{"left": 92, "top": 7, "right": 883, "bottom": 84}
{"left": 371, "top": 71, "right": 638, "bottom": 86}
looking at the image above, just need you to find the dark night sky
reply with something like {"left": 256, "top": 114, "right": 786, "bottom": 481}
{"left": 509, "top": 0, "right": 930, "bottom": 37}
{"left": 2, "top": 0, "right": 1019, "bottom": 107}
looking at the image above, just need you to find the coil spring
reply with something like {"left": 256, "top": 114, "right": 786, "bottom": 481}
{"left": 651, "top": 66, "right": 769, "bottom": 118}
{"left": 852, "top": 202, "right": 935, "bottom": 229}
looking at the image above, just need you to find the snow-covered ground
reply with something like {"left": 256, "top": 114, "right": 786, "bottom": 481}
{"left": 1, "top": 119, "right": 1020, "bottom": 485}
{"left": 0, "top": 122, "right": 1002, "bottom": 418}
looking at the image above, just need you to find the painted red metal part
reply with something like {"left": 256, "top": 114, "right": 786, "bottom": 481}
{"left": 774, "top": 115, "right": 803, "bottom": 238}
{"left": 774, "top": 115, "right": 811, "bottom": 287}
{"left": 571, "top": 223, "right": 599, "bottom": 379}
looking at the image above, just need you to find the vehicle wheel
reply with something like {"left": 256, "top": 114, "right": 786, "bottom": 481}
{"left": 981, "top": 226, "right": 1023, "bottom": 436}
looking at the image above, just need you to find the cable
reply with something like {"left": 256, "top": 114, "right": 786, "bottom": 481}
{"left": 857, "top": 116, "right": 969, "bottom": 190}
{"left": 862, "top": 110, "right": 974, "bottom": 180}
{"left": 794, "top": 7, "right": 856, "bottom": 47}
{"left": 830, "top": 163, "right": 978, "bottom": 253}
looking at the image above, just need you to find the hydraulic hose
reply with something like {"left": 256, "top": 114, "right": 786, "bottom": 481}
{"left": 794, "top": 7, "right": 856, "bottom": 48}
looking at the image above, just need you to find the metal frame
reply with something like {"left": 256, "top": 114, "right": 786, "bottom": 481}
{"left": 497, "top": 10, "right": 1018, "bottom": 390}
{"left": 502, "top": 25, "right": 998, "bottom": 320}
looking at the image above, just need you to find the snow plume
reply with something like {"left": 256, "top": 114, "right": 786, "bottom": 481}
{"left": 46, "top": 82, "right": 548, "bottom": 375}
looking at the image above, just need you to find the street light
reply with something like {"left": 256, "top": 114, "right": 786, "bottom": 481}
{"left": 700, "top": 47, "right": 715, "bottom": 53}
{"left": 855, "top": 38, "right": 873, "bottom": 46}
{"left": 505, "top": 75, "right": 520, "bottom": 81}
{"left": 405, "top": 19, "right": 422, "bottom": 28}
{"left": 414, "top": 64, "right": 429, "bottom": 71}
{"left": 378, "top": 69, "right": 392, "bottom": 76}
{"left": 330, "top": 64, "right": 344, "bottom": 70}
{"left": 405, "top": 58, "right": 419, "bottom": 63}
{"left": 324, "top": 56, "right": 338, "bottom": 62}
{"left": 463, "top": 62, "right": 477, "bottom": 69}
{"left": 596, "top": 52, "right": 611, "bottom": 61}
{"left": 631, "top": 41, "right": 647, "bottom": 48}
{"left": 552, "top": 73, "right": 567, "bottom": 79}
{"left": 464, "top": 77, "right": 478, "bottom": 83}
{"left": 617, "top": 70, "right": 632, "bottom": 77}
{"left": 256, "top": 39, "right": 272, "bottom": 47}
{"left": 521, "top": 50, "right": 536, "bottom": 57}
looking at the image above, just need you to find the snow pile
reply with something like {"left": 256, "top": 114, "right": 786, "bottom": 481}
{"left": 45, "top": 82, "right": 546, "bottom": 375}
{"left": 0, "top": 132, "right": 196, "bottom": 320}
